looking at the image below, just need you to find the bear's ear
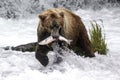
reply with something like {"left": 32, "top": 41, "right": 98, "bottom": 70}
{"left": 59, "top": 12, "right": 64, "bottom": 18}
{"left": 51, "top": 13, "right": 56, "bottom": 18}
{"left": 38, "top": 15, "right": 46, "bottom": 21}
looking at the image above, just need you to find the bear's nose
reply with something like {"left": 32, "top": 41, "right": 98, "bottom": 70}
{"left": 52, "top": 35, "right": 59, "bottom": 39}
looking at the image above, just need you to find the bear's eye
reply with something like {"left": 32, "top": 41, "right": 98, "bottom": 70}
{"left": 55, "top": 25, "right": 59, "bottom": 28}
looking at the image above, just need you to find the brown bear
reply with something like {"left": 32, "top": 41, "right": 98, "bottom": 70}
{"left": 35, "top": 8, "right": 95, "bottom": 66}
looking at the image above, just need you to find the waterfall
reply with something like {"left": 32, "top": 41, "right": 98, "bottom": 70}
{"left": 0, "top": 0, "right": 119, "bottom": 19}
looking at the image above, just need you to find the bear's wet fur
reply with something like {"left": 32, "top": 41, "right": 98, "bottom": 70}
{"left": 36, "top": 8, "right": 95, "bottom": 66}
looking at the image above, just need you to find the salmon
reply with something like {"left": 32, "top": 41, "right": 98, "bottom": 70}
{"left": 59, "top": 36, "right": 72, "bottom": 45}
{"left": 39, "top": 36, "right": 55, "bottom": 45}
{"left": 39, "top": 36, "right": 72, "bottom": 45}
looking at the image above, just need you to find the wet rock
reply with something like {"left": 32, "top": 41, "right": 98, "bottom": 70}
{"left": 4, "top": 42, "right": 37, "bottom": 52}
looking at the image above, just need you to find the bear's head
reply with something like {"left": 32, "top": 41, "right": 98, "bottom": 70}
{"left": 39, "top": 11, "right": 64, "bottom": 39}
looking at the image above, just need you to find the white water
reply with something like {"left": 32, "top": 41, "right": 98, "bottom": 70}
{"left": 0, "top": 8, "right": 120, "bottom": 80}
{"left": 0, "top": 0, "right": 119, "bottom": 19}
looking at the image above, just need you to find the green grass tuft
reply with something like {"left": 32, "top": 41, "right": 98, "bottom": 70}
{"left": 89, "top": 21, "right": 108, "bottom": 55}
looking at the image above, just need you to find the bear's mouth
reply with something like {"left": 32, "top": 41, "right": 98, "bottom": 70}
{"left": 52, "top": 35, "right": 59, "bottom": 40}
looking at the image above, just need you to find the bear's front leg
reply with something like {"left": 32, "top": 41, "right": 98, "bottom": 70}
{"left": 35, "top": 44, "right": 51, "bottom": 66}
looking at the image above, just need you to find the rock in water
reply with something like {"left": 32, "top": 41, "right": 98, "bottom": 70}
{"left": 3, "top": 36, "right": 72, "bottom": 52}
{"left": 3, "top": 42, "right": 37, "bottom": 52}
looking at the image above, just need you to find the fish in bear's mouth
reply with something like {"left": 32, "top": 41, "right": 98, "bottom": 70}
{"left": 39, "top": 36, "right": 72, "bottom": 45}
